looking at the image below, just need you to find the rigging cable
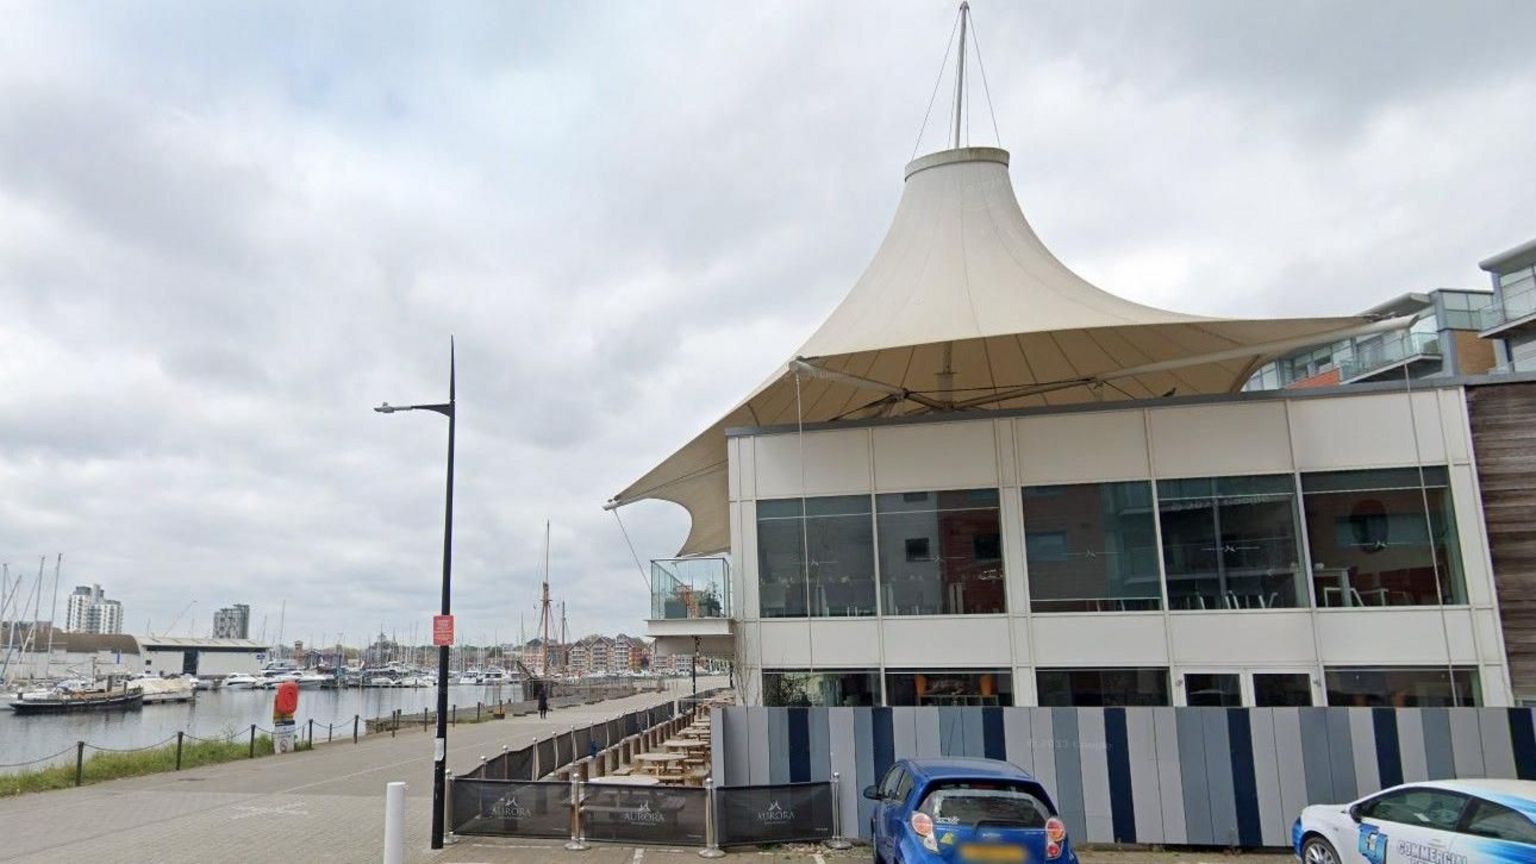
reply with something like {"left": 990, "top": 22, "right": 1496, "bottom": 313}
{"left": 1403, "top": 361, "right": 1462, "bottom": 705}
{"left": 967, "top": 6, "right": 1003, "bottom": 147}
{"left": 610, "top": 509, "right": 653, "bottom": 594}
{"left": 912, "top": 7, "right": 963, "bottom": 160}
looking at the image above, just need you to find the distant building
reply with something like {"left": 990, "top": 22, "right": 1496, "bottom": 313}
{"left": 212, "top": 604, "right": 250, "bottom": 639}
{"left": 1478, "top": 237, "right": 1536, "bottom": 373}
{"left": 64, "top": 584, "right": 123, "bottom": 635}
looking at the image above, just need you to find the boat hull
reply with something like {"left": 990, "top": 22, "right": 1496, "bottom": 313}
{"left": 9, "top": 691, "right": 144, "bottom": 714}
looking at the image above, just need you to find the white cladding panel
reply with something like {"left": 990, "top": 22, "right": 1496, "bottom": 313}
{"left": 1289, "top": 393, "right": 1446, "bottom": 470}
{"left": 1015, "top": 411, "right": 1149, "bottom": 484}
{"left": 879, "top": 617, "right": 1012, "bottom": 667}
{"left": 197, "top": 651, "right": 263, "bottom": 676}
{"left": 1314, "top": 608, "right": 1478, "bottom": 664}
{"left": 757, "top": 620, "right": 813, "bottom": 667}
{"left": 753, "top": 430, "right": 870, "bottom": 498}
{"left": 1148, "top": 402, "right": 1293, "bottom": 477}
{"left": 1028, "top": 615, "right": 1170, "bottom": 666}
{"left": 1167, "top": 612, "right": 1316, "bottom": 666}
{"left": 808, "top": 619, "right": 882, "bottom": 666}
{"left": 872, "top": 422, "right": 998, "bottom": 491}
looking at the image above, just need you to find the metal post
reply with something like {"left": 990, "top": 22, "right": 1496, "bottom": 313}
{"left": 354, "top": 714, "right": 360, "bottom": 743}
{"left": 176, "top": 731, "right": 184, "bottom": 770}
{"left": 423, "top": 707, "right": 429, "bottom": 731}
{"left": 308, "top": 718, "right": 315, "bottom": 748}
{"left": 74, "top": 741, "right": 84, "bottom": 786}
{"left": 501, "top": 745, "right": 509, "bottom": 780}
{"left": 532, "top": 736, "right": 540, "bottom": 779}
{"left": 445, "top": 770, "right": 457, "bottom": 845}
{"left": 249, "top": 724, "right": 256, "bottom": 758}
{"left": 826, "top": 771, "right": 852, "bottom": 849}
{"left": 564, "top": 769, "right": 588, "bottom": 850}
{"left": 699, "top": 778, "right": 725, "bottom": 858}
{"left": 329, "top": 722, "right": 334, "bottom": 743}
{"left": 452, "top": 704, "right": 456, "bottom": 727}
{"left": 384, "top": 781, "right": 407, "bottom": 864}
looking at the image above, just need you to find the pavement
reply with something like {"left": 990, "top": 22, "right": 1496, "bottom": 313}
{"left": 0, "top": 678, "right": 726, "bottom": 864}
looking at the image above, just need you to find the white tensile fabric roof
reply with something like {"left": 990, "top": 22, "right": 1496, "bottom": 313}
{"left": 611, "top": 147, "right": 1402, "bottom": 556}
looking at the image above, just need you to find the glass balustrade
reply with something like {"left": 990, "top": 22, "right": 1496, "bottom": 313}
{"left": 650, "top": 557, "right": 731, "bottom": 620}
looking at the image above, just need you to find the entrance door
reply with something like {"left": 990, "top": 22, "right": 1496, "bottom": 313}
{"left": 182, "top": 651, "right": 199, "bottom": 676}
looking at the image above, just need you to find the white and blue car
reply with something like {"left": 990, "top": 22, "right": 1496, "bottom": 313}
{"left": 1293, "top": 778, "right": 1536, "bottom": 864}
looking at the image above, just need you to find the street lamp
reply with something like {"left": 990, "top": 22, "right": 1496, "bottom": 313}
{"left": 375, "top": 339, "right": 456, "bottom": 851}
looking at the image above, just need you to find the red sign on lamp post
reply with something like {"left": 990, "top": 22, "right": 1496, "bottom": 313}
{"left": 432, "top": 614, "right": 454, "bottom": 646}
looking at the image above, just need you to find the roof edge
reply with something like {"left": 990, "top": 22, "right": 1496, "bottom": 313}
{"left": 903, "top": 146, "right": 1009, "bottom": 181}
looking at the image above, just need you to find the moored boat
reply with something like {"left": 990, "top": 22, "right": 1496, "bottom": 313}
{"left": 10, "top": 686, "right": 143, "bottom": 714}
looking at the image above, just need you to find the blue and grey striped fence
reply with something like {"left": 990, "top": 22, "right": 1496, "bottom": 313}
{"left": 712, "top": 706, "right": 1536, "bottom": 848}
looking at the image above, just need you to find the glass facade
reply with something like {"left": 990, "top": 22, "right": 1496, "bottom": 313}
{"left": 757, "top": 496, "right": 877, "bottom": 618}
{"left": 1253, "top": 673, "right": 1314, "bottom": 707}
{"left": 1022, "top": 482, "right": 1161, "bottom": 612}
{"left": 1324, "top": 666, "right": 1481, "bottom": 707}
{"left": 1158, "top": 475, "right": 1306, "bottom": 610}
{"left": 885, "top": 669, "right": 1013, "bottom": 706}
{"left": 761, "top": 669, "right": 880, "bottom": 707}
{"left": 1036, "top": 667, "right": 1171, "bottom": 707}
{"left": 1184, "top": 672, "right": 1242, "bottom": 707}
{"left": 1301, "top": 467, "right": 1466, "bottom": 607}
{"left": 876, "top": 489, "right": 1004, "bottom": 615}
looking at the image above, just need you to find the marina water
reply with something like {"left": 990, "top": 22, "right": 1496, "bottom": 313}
{"left": 0, "top": 682, "right": 523, "bottom": 772}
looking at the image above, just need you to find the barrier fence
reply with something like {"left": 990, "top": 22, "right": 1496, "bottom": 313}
{"left": 712, "top": 705, "right": 1536, "bottom": 849}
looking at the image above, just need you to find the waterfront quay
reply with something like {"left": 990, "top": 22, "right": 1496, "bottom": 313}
{"left": 0, "top": 679, "right": 720, "bottom": 863}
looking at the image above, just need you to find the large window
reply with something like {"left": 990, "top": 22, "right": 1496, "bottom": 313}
{"left": 1324, "top": 666, "right": 1481, "bottom": 707}
{"left": 1183, "top": 672, "right": 1241, "bottom": 706}
{"left": 1023, "top": 482, "right": 1160, "bottom": 612}
{"left": 1253, "top": 672, "right": 1313, "bottom": 706}
{"left": 762, "top": 669, "right": 880, "bottom": 706}
{"left": 1158, "top": 475, "right": 1306, "bottom": 610}
{"left": 876, "top": 489, "right": 1004, "bottom": 615}
{"left": 884, "top": 670, "right": 1013, "bottom": 706}
{"left": 1035, "top": 667, "right": 1170, "bottom": 707}
{"left": 1301, "top": 467, "right": 1466, "bottom": 607}
{"left": 757, "top": 496, "right": 876, "bottom": 618}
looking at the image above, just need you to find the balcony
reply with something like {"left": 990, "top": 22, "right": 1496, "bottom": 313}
{"left": 647, "top": 557, "right": 734, "bottom": 650}
{"left": 1338, "top": 331, "right": 1442, "bottom": 384}
{"left": 1480, "top": 280, "right": 1536, "bottom": 338}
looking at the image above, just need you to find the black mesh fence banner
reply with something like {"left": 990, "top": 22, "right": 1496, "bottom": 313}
{"left": 574, "top": 727, "right": 592, "bottom": 761}
{"left": 556, "top": 732, "right": 574, "bottom": 767}
{"left": 582, "top": 784, "right": 708, "bottom": 845}
{"left": 450, "top": 779, "right": 572, "bottom": 837}
{"left": 537, "top": 738, "right": 556, "bottom": 777}
{"left": 501, "top": 746, "right": 533, "bottom": 781}
{"left": 624, "top": 712, "right": 641, "bottom": 736}
{"left": 717, "top": 783, "right": 835, "bottom": 847}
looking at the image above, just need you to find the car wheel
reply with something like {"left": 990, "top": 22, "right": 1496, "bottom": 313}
{"left": 1302, "top": 835, "right": 1340, "bottom": 864}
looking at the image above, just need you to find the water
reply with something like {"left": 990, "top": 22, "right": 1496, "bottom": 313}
{"left": 0, "top": 683, "right": 523, "bottom": 773}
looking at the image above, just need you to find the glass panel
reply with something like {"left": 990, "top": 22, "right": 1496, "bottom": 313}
{"left": 761, "top": 669, "right": 880, "bottom": 707}
{"left": 876, "top": 489, "right": 1005, "bottom": 615}
{"left": 1461, "top": 798, "right": 1536, "bottom": 844}
{"left": 1023, "top": 482, "right": 1161, "bottom": 612}
{"left": 884, "top": 670, "right": 1013, "bottom": 706}
{"left": 1035, "top": 667, "right": 1170, "bottom": 707}
{"left": 756, "top": 496, "right": 876, "bottom": 618}
{"left": 1302, "top": 467, "right": 1466, "bottom": 607}
{"left": 650, "top": 557, "right": 730, "bottom": 619}
{"left": 1253, "top": 673, "right": 1313, "bottom": 707}
{"left": 1158, "top": 475, "right": 1306, "bottom": 610}
{"left": 1364, "top": 788, "right": 1469, "bottom": 831}
{"left": 1324, "top": 666, "right": 1480, "bottom": 707}
{"left": 1184, "top": 673, "right": 1241, "bottom": 707}
{"left": 918, "top": 785, "right": 1053, "bottom": 829}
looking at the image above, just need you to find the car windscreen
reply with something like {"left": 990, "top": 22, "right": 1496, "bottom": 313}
{"left": 918, "top": 782, "right": 1053, "bottom": 829}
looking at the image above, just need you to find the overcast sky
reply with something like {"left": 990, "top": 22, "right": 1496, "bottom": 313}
{"left": 1, "top": 1, "right": 1533, "bottom": 649}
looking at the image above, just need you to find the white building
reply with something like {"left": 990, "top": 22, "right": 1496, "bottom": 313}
{"left": 613, "top": 142, "right": 1516, "bottom": 709}
{"left": 64, "top": 584, "right": 123, "bottom": 635}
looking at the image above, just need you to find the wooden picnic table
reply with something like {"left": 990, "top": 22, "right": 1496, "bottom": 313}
{"left": 663, "top": 738, "right": 708, "bottom": 750}
{"left": 588, "top": 774, "right": 660, "bottom": 786}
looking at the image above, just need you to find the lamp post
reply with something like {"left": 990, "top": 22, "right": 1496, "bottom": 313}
{"left": 375, "top": 339, "right": 455, "bottom": 851}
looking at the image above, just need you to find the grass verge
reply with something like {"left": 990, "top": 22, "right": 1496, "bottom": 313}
{"left": 0, "top": 734, "right": 314, "bottom": 797}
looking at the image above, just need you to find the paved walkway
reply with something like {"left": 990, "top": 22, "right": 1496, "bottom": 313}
{"left": 0, "top": 678, "right": 725, "bottom": 864}
{"left": 438, "top": 841, "right": 1294, "bottom": 864}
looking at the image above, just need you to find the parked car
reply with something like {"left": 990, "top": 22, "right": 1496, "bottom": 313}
{"left": 863, "top": 757, "right": 1077, "bottom": 864}
{"left": 1293, "top": 778, "right": 1536, "bottom": 863}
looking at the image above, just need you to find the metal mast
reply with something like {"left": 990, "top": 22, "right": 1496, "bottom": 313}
{"left": 952, "top": 1, "right": 970, "bottom": 148}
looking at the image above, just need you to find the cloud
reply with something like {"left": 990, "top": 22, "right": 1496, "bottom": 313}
{"left": 0, "top": 0, "right": 1533, "bottom": 646}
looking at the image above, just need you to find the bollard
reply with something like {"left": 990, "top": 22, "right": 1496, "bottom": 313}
{"left": 75, "top": 741, "right": 85, "bottom": 786}
{"left": 699, "top": 778, "right": 725, "bottom": 858}
{"left": 826, "top": 771, "right": 852, "bottom": 849}
{"left": 328, "top": 722, "right": 334, "bottom": 743}
{"left": 500, "top": 745, "right": 509, "bottom": 780}
{"left": 354, "top": 714, "right": 360, "bottom": 743}
{"left": 531, "top": 736, "right": 540, "bottom": 779}
{"left": 563, "top": 769, "right": 588, "bottom": 851}
{"left": 452, "top": 704, "right": 456, "bottom": 727}
{"left": 249, "top": 724, "right": 257, "bottom": 758}
{"left": 423, "top": 707, "right": 428, "bottom": 731}
{"left": 308, "top": 718, "right": 315, "bottom": 748}
{"left": 477, "top": 701, "right": 482, "bottom": 722}
{"left": 176, "top": 731, "right": 184, "bottom": 771}
{"left": 383, "top": 781, "right": 407, "bottom": 864}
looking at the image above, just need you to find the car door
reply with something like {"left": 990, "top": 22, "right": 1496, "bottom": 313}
{"left": 1354, "top": 786, "right": 1470, "bottom": 864}
{"left": 1451, "top": 794, "right": 1536, "bottom": 860}
{"left": 874, "top": 764, "right": 907, "bottom": 861}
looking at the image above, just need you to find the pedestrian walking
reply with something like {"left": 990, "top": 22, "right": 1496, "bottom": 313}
{"left": 537, "top": 686, "right": 549, "bottom": 719}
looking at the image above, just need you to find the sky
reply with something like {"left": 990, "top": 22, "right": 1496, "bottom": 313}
{"left": 1, "top": 1, "right": 1533, "bottom": 649}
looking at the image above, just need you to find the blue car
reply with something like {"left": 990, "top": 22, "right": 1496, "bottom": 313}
{"left": 863, "top": 758, "right": 1078, "bottom": 864}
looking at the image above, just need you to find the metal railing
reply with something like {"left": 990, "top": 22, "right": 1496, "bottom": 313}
{"left": 1482, "top": 277, "right": 1536, "bottom": 331}
{"left": 651, "top": 557, "right": 731, "bottom": 620}
{"left": 1338, "top": 330, "right": 1441, "bottom": 381}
